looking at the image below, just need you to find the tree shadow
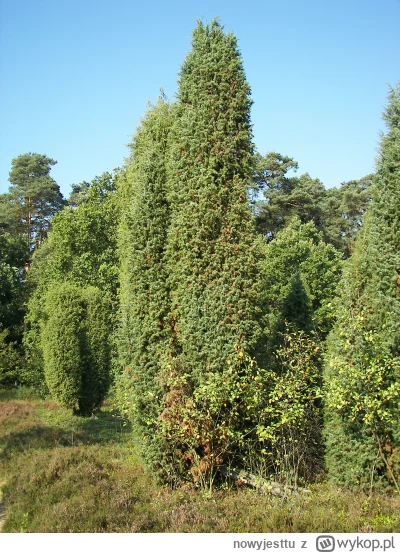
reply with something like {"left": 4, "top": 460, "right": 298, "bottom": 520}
{"left": 75, "top": 408, "right": 132, "bottom": 444}
{"left": 0, "top": 424, "right": 90, "bottom": 462}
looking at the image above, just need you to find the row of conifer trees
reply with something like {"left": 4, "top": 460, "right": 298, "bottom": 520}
{"left": 20, "top": 20, "right": 399, "bottom": 490}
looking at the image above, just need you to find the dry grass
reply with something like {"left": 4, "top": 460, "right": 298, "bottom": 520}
{"left": 1, "top": 389, "right": 399, "bottom": 533}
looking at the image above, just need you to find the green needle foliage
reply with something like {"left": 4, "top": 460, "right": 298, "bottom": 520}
{"left": 161, "top": 20, "right": 267, "bottom": 484}
{"left": 116, "top": 98, "right": 173, "bottom": 468}
{"left": 42, "top": 284, "right": 83, "bottom": 410}
{"left": 1, "top": 153, "right": 65, "bottom": 252}
{"left": 325, "top": 83, "right": 400, "bottom": 491}
{"left": 81, "top": 286, "right": 112, "bottom": 415}
{"left": 42, "top": 283, "right": 111, "bottom": 415}
{"left": 261, "top": 218, "right": 342, "bottom": 343}
{"left": 24, "top": 172, "right": 118, "bottom": 394}
{"left": 258, "top": 220, "right": 341, "bottom": 483}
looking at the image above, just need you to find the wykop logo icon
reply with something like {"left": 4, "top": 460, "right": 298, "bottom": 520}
{"left": 316, "top": 536, "right": 335, "bottom": 552}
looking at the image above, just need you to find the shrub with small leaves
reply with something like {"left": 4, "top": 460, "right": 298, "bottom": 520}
{"left": 257, "top": 328, "right": 324, "bottom": 485}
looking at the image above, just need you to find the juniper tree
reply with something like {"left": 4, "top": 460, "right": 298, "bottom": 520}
{"left": 115, "top": 98, "right": 173, "bottom": 467}
{"left": 24, "top": 173, "right": 118, "bottom": 393}
{"left": 41, "top": 284, "right": 83, "bottom": 410}
{"left": 79, "top": 286, "right": 111, "bottom": 415}
{"left": 259, "top": 219, "right": 341, "bottom": 483}
{"left": 162, "top": 20, "right": 267, "bottom": 483}
{"left": 261, "top": 218, "right": 342, "bottom": 343}
{"left": 42, "top": 283, "right": 111, "bottom": 414}
{"left": 324, "top": 83, "right": 400, "bottom": 491}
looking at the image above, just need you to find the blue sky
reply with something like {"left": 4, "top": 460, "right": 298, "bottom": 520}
{"left": 1, "top": 0, "right": 399, "bottom": 198}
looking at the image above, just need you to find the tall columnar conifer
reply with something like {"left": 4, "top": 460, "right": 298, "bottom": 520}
{"left": 24, "top": 173, "right": 118, "bottom": 392}
{"left": 41, "top": 284, "right": 83, "bottom": 410}
{"left": 162, "top": 20, "right": 266, "bottom": 482}
{"left": 324, "top": 84, "right": 400, "bottom": 490}
{"left": 80, "top": 286, "right": 112, "bottom": 415}
{"left": 42, "top": 283, "right": 111, "bottom": 415}
{"left": 116, "top": 99, "right": 173, "bottom": 467}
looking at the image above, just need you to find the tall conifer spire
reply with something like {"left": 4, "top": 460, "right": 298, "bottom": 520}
{"left": 161, "top": 20, "right": 267, "bottom": 483}
{"left": 324, "top": 83, "right": 400, "bottom": 490}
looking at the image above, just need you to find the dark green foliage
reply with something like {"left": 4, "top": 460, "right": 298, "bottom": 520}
{"left": 253, "top": 151, "right": 372, "bottom": 256}
{"left": 42, "top": 284, "right": 83, "bottom": 410}
{"left": 1, "top": 153, "right": 65, "bottom": 252}
{"left": 0, "top": 234, "right": 27, "bottom": 339}
{"left": 115, "top": 98, "right": 173, "bottom": 466}
{"left": 24, "top": 172, "right": 118, "bottom": 391}
{"left": 80, "top": 286, "right": 111, "bottom": 415}
{"left": 321, "top": 175, "right": 373, "bottom": 257}
{"left": 258, "top": 220, "right": 341, "bottom": 483}
{"left": 325, "top": 83, "right": 400, "bottom": 491}
{"left": 281, "top": 273, "right": 313, "bottom": 332}
{"left": 67, "top": 181, "right": 91, "bottom": 207}
{"left": 261, "top": 218, "right": 342, "bottom": 342}
{"left": 167, "top": 19, "right": 263, "bottom": 377}
{"left": 0, "top": 327, "right": 22, "bottom": 387}
{"left": 253, "top": 151, "right": 324, "bottom": 239}
{"left": 0, "top": 232, "right": 28, "bottom": 386}
{"left": 42, "top": 283, "right": 111, "bottom": 414}
{"left": 161, "top": 20, "right": 267, "bottom": 482}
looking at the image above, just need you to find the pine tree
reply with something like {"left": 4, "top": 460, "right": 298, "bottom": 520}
{"left": 324, "top": 83, "right": 400, "bottom": 491}
{"left": 2, "top": 153, "right": 65, "bottom": 252}
{"left": 161, "top": 20, "right": 267, "bottom": 484}
{"left": 115, "top": 98, "right": 173, "bottom": 467}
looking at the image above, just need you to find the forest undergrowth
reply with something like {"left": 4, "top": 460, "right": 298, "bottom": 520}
{"left": 1, "top": 389, "right": 399, "bottom": 533}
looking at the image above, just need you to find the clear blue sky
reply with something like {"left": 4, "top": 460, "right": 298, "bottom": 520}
{"left": 1, "top": 0, "right": 399, "bottom": 198}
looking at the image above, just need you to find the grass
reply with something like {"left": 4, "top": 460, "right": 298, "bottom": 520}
{"left": 1, "top": 388, "right": 399, "bottom": 533}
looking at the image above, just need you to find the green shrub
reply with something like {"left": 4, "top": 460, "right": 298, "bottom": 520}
{"left": 79, "top": 286, "right": 111, "bottom": 415}
{"left": 42, "top": 284, "right": 84, "bottom": 411}
{"left": 160, "top": 20, "right": 267, "bottom": 482}
{"left": 23, "top": 173, "right": 118, "bottom": 394}
{"left": 115, "top": 98, "right": 173, "bottom": 469}
{"left": 324, "top": 84, "right": 400, "bottom": 491}
{"left": 0, "top": 326, "right": 21, "bottom": 387}
{"left": 42, "top": 283, "right": 111, "bottom": 415}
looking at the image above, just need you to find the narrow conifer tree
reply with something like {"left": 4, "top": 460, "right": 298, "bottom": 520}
{"left": 162, "top": 20, "right": 267, "bottom": 483}
{"left": 42, "top": 283, "right": 111, "bottom": 415}
{"left": 116, "top": 98, "right": 173, "bottom": 467}
{"left": 42, "top": 284, "right": 83, "bottom": 410}
{"left": 325, "top": 84, "right": 400, "bottom": 490}
{"left": 79, "top": 286, "right": 111, "bottom": 415}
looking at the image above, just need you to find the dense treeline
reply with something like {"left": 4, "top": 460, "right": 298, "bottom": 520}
{"left": 0, "top": 20, "right": 398, "bottom": 492}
